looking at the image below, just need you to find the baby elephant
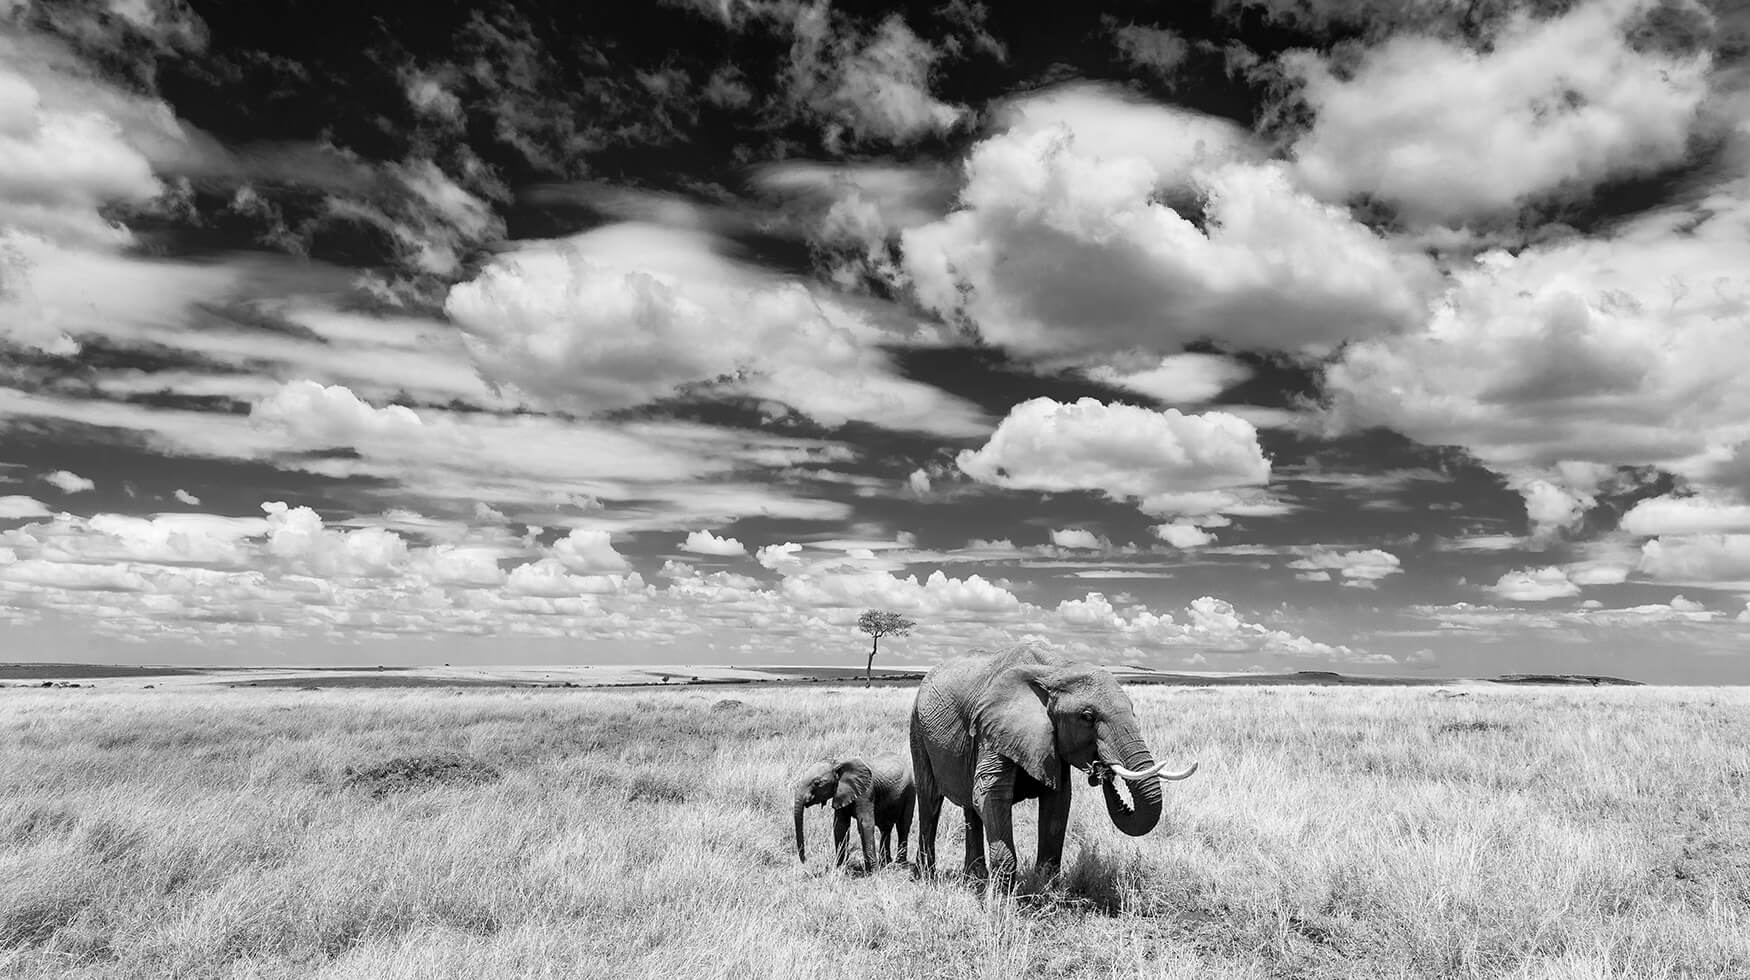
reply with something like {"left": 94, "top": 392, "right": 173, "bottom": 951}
{"left": 792, "top": 753, "right": 915, "bottom": 870}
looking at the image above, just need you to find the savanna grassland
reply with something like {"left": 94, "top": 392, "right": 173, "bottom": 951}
{"left": 2, "top": 683, "right": 1749, "bottom": 979}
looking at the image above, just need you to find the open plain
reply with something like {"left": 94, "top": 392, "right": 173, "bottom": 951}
{"left": 2, "top": 682, "right": 1748, "bottom": 979}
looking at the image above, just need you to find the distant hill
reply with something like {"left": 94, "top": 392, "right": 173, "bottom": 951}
{"left": 0, "top": 663, "right": 1642, "bottom": 689}
{"left": 1487, "top": 673, "right": 1643, "bottom": 686}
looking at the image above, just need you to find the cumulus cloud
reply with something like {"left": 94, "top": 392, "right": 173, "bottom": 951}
{"left": 1086, "top": 353, "right": 1252, "bottom": 405}
{"left": 0, "top": 55, "right": 162, "bottom": 248}
{"left": 1283, "top": 0, "right": 1711, "bottom": 226}
{"left": 1621, "top": 494, "right": 1750, "bottom": 536}
{"left": 900, "top": 82, "right": 1435, "bottom": 359}
{"left": 252, "top": 380, "right": 427, "bottom": 447}
{"left": 0, "top": 35, "right": 192, "bottom": 354}
{"left": 682, "top": 530, "right": 747, "bottom": 557}
{"left": 782, "top": 568, "right": 1021, "bottom": 616}
{"left": 0, "top": 494, "right": 1369, "bottom": 663}
{"left": 1489, "top": 566, "right": 1583, "bottom": 602}
{"left": 1638, "top": 534, "right": 1750, "bottom": 584}
{"left": 1151, "top": 521, "right": 1216, "bottom": 549}
{"left": 1050, "top": 528, "right": 1103, "bottom": 550}
{"left": 1108, "top": 21, "right": 1189, "bottom": 82}
{"left": 261, "top": 502, "right": 410, "bottom": 579}
{"left": 785, "top": 7, "right": 966, "bottom": 150}
{"left": 16, "top": 376, "right": 863, "bottom": 535}
{"left": 4, "top": 511, "right": 263, "bottom": 568}
{"left": 443, "top": 222, "right": 985, "bottom": 436}
{"left": 753, "top": 160, "right": 955, "bottom": 284}
{"left": 1055, "top": 592, "right": 1358, "bottom": 659}
{"left": 505, "top": 559, "right": 644, "bottom": 598}
{"left": 755, "top": 541, "right": 804, "bottom": 571}
{"left": 0, "top": 496, "right": 53, "bottom": 520}
{"left": 1322, "top": 183, "right": 1750, "bottom": 502}
{"left": 1565, "top": 559, "right": 1632, "bottom": 586}
{"left": 1287, "top": 548, "right": 1403, "bottom": 588}
{"left": 551, "top": 529, "right": 630, "bottom": 572}
{"left": 1512, "top": 472, "right": 1605, "bottom": 542}
{"left": 41, "top": 470, "right": 94, "bottom": 494}
{"left": 957, "top": 398, "right": 1270, "bottom": 518}
{"left": 173, "top": 489, "right": 200, "bottom": 506}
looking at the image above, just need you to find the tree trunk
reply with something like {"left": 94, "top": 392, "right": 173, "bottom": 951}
{"left": 865, "top": 634, "right": 879, "bottom": 687}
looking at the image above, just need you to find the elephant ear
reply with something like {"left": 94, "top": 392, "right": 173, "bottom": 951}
{"left": 972, "top": 663, "right": 1062, "bottom": 790}
{"left": 833, "top": 759, "right": 873, "bottom": 808}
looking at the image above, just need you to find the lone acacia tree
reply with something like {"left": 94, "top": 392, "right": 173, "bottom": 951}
{"left": 856, "top": 609, "right": 916, "bottom": 687}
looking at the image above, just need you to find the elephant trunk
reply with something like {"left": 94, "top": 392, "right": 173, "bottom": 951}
{"left": 1101, "top": 733, "right": 1165, "bottom": 837}
{"left": 793, "top": 791, "right": 810, "bottom": 862}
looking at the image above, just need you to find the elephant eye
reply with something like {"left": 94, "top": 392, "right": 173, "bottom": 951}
{"left": 1079, "top": 707, "right": 1096, "bottom": 722}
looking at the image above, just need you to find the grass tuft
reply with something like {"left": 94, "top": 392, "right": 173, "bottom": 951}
{"left": 341, "top": 752, "right": 501, "bottom": 798}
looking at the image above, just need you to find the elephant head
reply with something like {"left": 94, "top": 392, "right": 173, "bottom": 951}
{"left": 792, "top": 758, "right": 873, "bottom": 861}
{"left": 973, "top": 662, "right": 1195, "bottom": 836}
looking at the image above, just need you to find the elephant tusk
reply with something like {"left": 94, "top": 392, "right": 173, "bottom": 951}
{"left": 1108, "top": 759, "right": 1198, "bottom": 781}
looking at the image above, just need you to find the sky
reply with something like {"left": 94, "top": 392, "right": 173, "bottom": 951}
{"left": 2, "top": 0, "right": 1749, "bottom": 680}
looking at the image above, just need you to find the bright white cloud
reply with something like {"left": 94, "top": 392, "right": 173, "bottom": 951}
{"left": 443, "top": 222, "right": 986, "bottom": 436}
{"left": 682, "top": 530, "right": 747, "bottom": 557}
{"left": 1322, "top": 184, "right": 1750, "bottom": 500}
{"left": 551, "top": 528, "right": 630, "bottom": 572}
{"left": 261, "top": 502, "right": 409, "bottom": 579}
{"left": 1621, "top": 495, "right": 1750, "bottom": 536}
{"left": 252, "top": 380, "right": 427, "bottom": 447}
{"left": 4, "top": 511, "right": 264, "bottom": 568}
{"left": 782, "top": 568, "right": 1021, "bottom": 616}
{"left": 41, "top": 470, "right": 94, "bottom": 494}
{"left": 755, "top": 541, "right": 804, "bottom": 572}
{"left": 1050, "top": 528, "right": 1104, "bottom": 550}
{"left": 173, "top": 489, "right": 201, "bottom": 506}
{"left": 900, "top": 82, "right": 1435, "bottom": 359}
{"left": 1489, "top": 566, "right": 1583, "bottom": 602}
{"left": 505, "top": 559, "right": 644, "bottom": 598}
{"left": 0, "top": 496, "right": 53, "bottom": 520}
{"left": 957, "top": 398, "right": 1271, "bottom": 517}
{"left": 1151, "top": 520, "right": 1215, "bottom": 549}
{"left": 1512, "top": 472, "right": 1604, "bottom": 542}
{"left": 1565, "top": 559, "right": 1632, "bottom": 586}
{"left": 1087, "top": 353, "right": 1252, "bottom": 405}
{"left": 1284, "top": 0, "right": 1711, "bottom": 225}
{"left": 1054, "top": 591, "right": 1359, "bottom": 659}
{"left": 786, "top": 8, "right": 966, "bottom": 150}
{"left": 1287, "top": 548, "right": 1403, "bottom": 588}
{"left": 1638, "top": 534, "right": 1750, "bottom": 584}
{"left": 0, "top": 59, "right": 161, "bottom": 247}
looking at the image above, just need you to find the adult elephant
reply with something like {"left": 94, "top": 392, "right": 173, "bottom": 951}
{"left": 909, "top": 645, "right": 1197, "bottom": 891}
{"left": 792, "top": 754, "right": 915, "bottom": 870}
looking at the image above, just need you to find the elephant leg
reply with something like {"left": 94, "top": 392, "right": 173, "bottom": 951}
{"left": 979, "top": 800, "right": 1019, "bottom": 895}
{"left": 897, "top": 789, "right": 914, "bottom": 865}
{"left": 915, "top": 791, "right": 943, "bottom": 878}
{"left": 962, "top": 805, "right": 987, "bottom": 881}
{"left": 879, "top": 822, "right": 893, "bottom": 866}
{"left": 833, "top": 808, "right": 852, "bottom": 868}
{"left": 1036, "top": 778, "right": 1072, "bottom": 881}
{"left": 855, "top": 803, "right": 879, "bottom": 871}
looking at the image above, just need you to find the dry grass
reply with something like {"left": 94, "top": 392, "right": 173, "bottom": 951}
{"left": 1, "top": 684, "right": 1748, "bottom": 979}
